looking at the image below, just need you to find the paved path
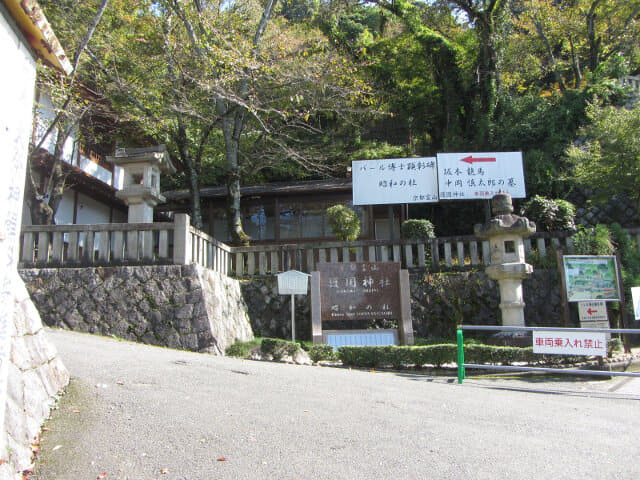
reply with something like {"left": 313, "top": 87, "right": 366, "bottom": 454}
{"left": 32, "top": 329, "right": 640, "bottom": 480}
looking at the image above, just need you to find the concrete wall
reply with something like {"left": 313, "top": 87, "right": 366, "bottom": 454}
{"left": 20, "top": 265, "right": 254, "bottom": 355}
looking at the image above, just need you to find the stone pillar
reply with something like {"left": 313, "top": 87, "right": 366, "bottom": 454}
{"left": 475, "top": 193, "right": 536, "bottom": 327}
{"left": 107, "top": 145, "right": 176, "bottom": 223}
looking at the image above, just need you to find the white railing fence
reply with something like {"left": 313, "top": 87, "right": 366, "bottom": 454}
{"left": 20, "top": 217, "right": 640, "bottom": 278}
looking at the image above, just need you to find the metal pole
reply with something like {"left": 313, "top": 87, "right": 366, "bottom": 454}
{"left": 457, "top": 329, "right": 465, "bottom": 384}
{"left": 291, "top": 293, "right": 296, "bottom": 343}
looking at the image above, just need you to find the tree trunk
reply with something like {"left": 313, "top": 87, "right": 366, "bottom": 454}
{"left": 175, "top": 120, "right": 203, "bottom": 229}
{"left": 222, "top": 114, "right": 249, "bottom": 246}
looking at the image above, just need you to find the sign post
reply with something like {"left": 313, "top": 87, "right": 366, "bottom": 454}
{"left": 562, "top": 256, "right": 621, "bottom": 302}
{"left": 276, "top": 270, "right": 311, "bottom": 343}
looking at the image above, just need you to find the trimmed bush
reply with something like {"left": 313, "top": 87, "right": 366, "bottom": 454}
{"left": 520, "top": 195, "right": 576, "bottom": 232}
{"left": 308, "top": 344, "right": 337, "bottom": 362}
{"left": 261, "top": 338, "right": 300, "bottom": 360}
{"left": 401, "top": 219, "right": 435, "bottom": 240}
{"left": 326, "top": 205, "right": 360, "bottom": 241}
{"left": 225, "top": 338, "right": 262, "bottom": 357}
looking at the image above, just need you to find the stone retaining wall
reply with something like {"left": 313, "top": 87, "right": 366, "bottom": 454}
{"left": 1, "top": 274, "right": 69, "bottom": 480}
{"left": 240, "top": 270, "right": 564, "bottom": 341}
{"left": 19, "top": 265, "right": 253, "bottom": 355}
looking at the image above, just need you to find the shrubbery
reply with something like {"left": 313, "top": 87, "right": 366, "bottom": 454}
{"left": 326, "top": 205, "right": 360, "bottom": 241}
{"left": 260, "top": 338, "right": 301, "bottom": 360}
{"left": 520, "top": 195, "right": 576, "bottom": 232}
{"left": 401, "top": 219, "right": 435, "bottom": 240}
{"left": 308, "top": 344, "right": 337, "bottom": 362}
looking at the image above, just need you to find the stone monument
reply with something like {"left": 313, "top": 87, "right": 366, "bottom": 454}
{"left": 107, "top": 145, "right": 176, "bottom": 223}
{"left": 475, "top": 193, "right": 536, "bottom": 327}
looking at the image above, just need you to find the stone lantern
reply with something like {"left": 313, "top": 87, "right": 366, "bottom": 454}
{"left": 475, "top": 193, "right": 536, "bottom": 327}
{"left": 107, "top": 145, "right": 176, "bottom": 223}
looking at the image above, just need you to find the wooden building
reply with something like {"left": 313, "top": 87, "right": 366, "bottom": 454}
{"left": 162, "top": 178, "right": 408, "bottom": 244}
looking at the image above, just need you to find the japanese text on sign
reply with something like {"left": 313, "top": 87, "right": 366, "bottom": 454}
{"left": 532, "top": 331, "right": 607, "bottom": 357}
{"left": 436, "top": 152, "right": 526, "bottom": 200}
{"left": 318, "top": 262, "right": 400, "bottom": 322}
{"left": 352, "top": 158, "right": 438, "bottom": 205}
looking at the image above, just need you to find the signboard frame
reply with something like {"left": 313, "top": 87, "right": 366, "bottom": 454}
{"left": 436, "top": 151, "right": 526, "bottom": 201}
{"left": 310, "top": 262, "right": 414, "bottom": 346}
{"left": 563, "top": 255, "right": 621, "bottom": 302}
{"left": 352, "top": 157, "right": 439, "bottom": 205}
{"left": 532, "top": 330, "right": 607, "bottom": 357}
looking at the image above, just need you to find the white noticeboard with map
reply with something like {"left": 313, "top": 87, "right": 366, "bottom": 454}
{"left": 436, "top": 151, "right": 526, "bottom": 200}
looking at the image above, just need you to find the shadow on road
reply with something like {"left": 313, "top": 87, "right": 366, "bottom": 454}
{"left": 394, "top": 372, "right": 640, "bottom": 401}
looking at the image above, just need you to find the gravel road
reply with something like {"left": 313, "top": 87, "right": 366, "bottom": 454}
{"left": 31, "top": 329, "right": 640, "bottom": 480}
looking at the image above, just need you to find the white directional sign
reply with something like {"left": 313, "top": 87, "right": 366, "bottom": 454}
{"left": 632, "top": 287, "right": 640, "bottom": 321}
{"left": 436, "top": 151, "right": 526, "bottom": 200}
{"left": 352, "top": 157, "right": 438, "bottom": 205}
{"left": 578, "top": 300, "right": 609, "bottom": 327}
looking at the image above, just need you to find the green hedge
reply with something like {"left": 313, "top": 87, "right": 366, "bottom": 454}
{"left": 308, "top": 344, "right": 337, "bottom": 362}
{"left": 337, "top": 344, "right": 589, "bottom": 368}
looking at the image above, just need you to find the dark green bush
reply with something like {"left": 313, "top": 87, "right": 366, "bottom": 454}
{"left": 261, "top": 338, "right": 300, "bottom": 360}
{"left": 520, "top": 195, "right": 576, "bottom": 232}
{"left": 308, "top": 344, "right": 337, "bottom": 362}
{"left": 401, "top": 219, "right": 436, "bottom": 239}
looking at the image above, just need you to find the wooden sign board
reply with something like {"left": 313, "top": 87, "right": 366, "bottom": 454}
{"left": 311, "top": 262, "right": 414, "bottom": 346}
{"left": 318, "top": 262, "right": 400, "bottom": 322}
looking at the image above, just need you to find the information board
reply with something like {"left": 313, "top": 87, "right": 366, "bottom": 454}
{"left": 318, "top": 262, "right": 400, "bottom": 322}
{"left": 563, "top": 256, "right": 621, "bottom": 302}
{"left": 352, "top": 158, "right": 438, "bottom": 205}
{"left": 436, "top": 151, "right": 526, "bottom": 200}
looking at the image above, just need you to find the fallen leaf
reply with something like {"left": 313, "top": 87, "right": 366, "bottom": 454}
{"left": 160, "top": 468, "right": 168, "bottom": 474}
{"left": 52, "top": 445, "right": 63, "bottom": 452}
{"left": 97, "top": 472, "right": 107, "bottom": 479}
{"left": 116, "top": 381, "right": 124, "bottom": 385}
{"left": 30, "top": 444, "right": 39, "bottom": 454}
{"left": 217, "top": 457, "right": 227, "bottom": 462}
{"left": 41, "top": 428, "right": 49, "bottom": 432}
{"left": 72, "top": 410, "right": 81, "bottom": 414}
{"left": 303, "top": 409, "right": 310, "bottom": 413}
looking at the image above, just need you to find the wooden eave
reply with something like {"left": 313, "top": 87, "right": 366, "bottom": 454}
{"left": 3, "top": 0, "right": 72, "bottom": 74}
{"left": 163, "top": 178, "right": 353, "bottom": 202}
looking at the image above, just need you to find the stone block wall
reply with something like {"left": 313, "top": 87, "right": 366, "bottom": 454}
{"left": 1, "top": 274, "right": 69, "bottom": 480}
{"left": 239, "top": 270, "right": 564, "bottom": 341}
{"left": 19, "top": 265, "right": 253, "bottom": 356}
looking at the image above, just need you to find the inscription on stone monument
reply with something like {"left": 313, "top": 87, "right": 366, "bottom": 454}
{"left": 318, "top": 262, "right": 401, "bottom": 322}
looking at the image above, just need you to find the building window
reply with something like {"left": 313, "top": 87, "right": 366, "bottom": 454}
{"left": 244, "top": 204, "right": 275, "bottom": 241}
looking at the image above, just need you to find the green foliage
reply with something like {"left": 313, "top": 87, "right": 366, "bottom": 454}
{"left": 260, "top": 338, "right": 301, "bottom": 360}
{"left": 401, "top": 219, "right": 435, "bottom": 239}
{"left": 566, "top": 102, "right": 640, "bottom": 207}
{"left": 519, "top": 195, "right": 577, "bottom": 232}
{"left": 337, "top": 343, "right": 594, "bottom": 368}
{"left": 325, "top": 205, "right": 361, "bottom": 241}
{"left": 308, "top": 344, "right": 337, "bottom": 362}
{"left": 571, "top": 225, "right": 615, "bottom": 255}
{"left": 225, "top": 338, "right": 263, "bottom": 357}
{"left": 609, "top": 223, "right": 640, "bottom": 313}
